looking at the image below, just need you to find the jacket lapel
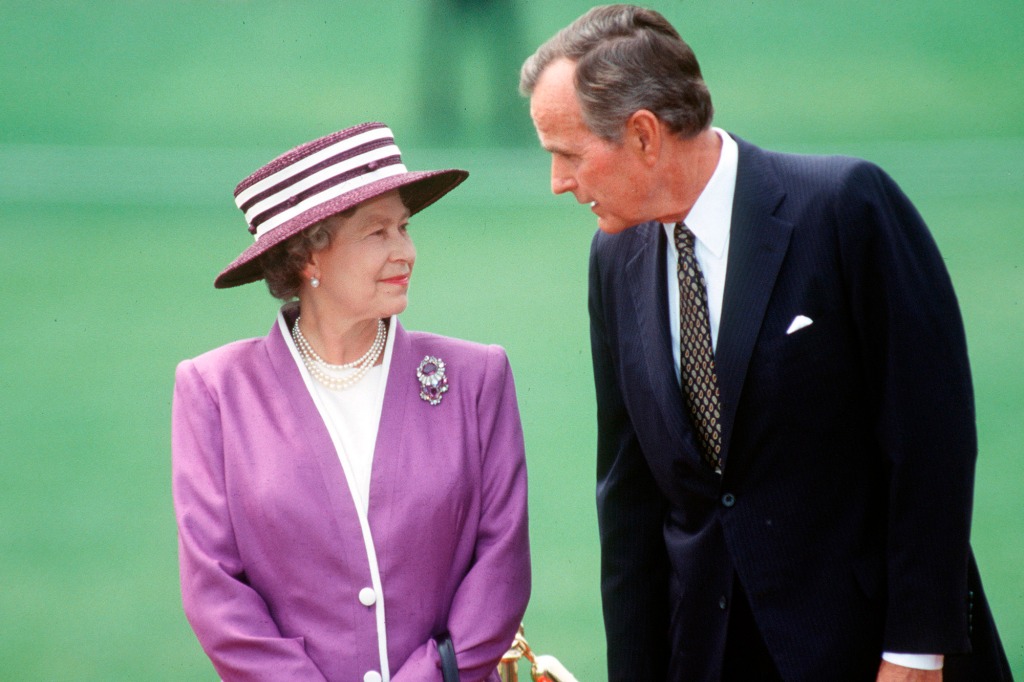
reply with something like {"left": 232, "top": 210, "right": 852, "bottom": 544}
{"left": 715, "top": 138, "right": 793, "bottom": 462}
{"left": 365, "top": 320, "right": 410, "bottom": 558}
{"left": 625, "top": 224, "right": 695, "bottom": 457}
{"left": 264, "top": 308, "right": 364, "bottom": 538}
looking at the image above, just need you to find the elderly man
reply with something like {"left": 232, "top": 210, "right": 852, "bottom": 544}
{"left": 521, "top": 5, "right": 1011, "bottom": 682}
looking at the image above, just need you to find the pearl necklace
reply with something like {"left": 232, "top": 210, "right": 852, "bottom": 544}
{"left": 292, "top": 317, "right": 387, "bottom": 390}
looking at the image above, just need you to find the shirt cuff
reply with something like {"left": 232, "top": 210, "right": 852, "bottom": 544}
{"left": 882, "top": 652, "right": 944, "bottom": 670}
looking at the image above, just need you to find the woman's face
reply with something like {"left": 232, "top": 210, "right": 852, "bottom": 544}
{"left": 304, "top": 190, "right": 415, "bottom": 322}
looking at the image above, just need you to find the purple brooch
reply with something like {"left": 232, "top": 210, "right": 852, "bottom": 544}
{"left": 416, "top": 356, "right": 449, "bottom": 406}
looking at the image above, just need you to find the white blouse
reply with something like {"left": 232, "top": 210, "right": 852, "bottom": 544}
{"left": 280, "top": 313, "right": 397, "bottom": 514}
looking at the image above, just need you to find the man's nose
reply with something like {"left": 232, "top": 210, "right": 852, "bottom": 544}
{"left": 550, "top": 157, "right": 576, "bottom": 195}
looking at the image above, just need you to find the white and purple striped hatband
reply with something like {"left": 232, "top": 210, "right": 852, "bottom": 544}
{"left": 215, "top": 122, "right": 468, "bottom": 288}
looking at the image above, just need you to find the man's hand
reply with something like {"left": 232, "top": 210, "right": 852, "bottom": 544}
{"left": 877, "top": 660, "right": 942, "bottom": 681}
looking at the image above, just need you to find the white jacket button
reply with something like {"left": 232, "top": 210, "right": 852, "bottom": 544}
{"left": 358, "top": 587, "right": 377, "bottom": 606}
{"left": 363, "top": 672, "right": 382, "bottom": 682}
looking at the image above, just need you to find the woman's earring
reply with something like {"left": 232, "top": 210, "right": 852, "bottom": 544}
{"left": 310, "top": 276, "right": 320, "bottom": 288}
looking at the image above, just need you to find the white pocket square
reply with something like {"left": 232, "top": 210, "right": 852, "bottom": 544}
{"left": 786, "top": 315, "right": 814, "bottom": 334}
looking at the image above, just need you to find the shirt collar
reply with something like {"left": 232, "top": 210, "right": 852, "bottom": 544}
{"left": 663, "top": 127, "right": 737, "bottom": 259}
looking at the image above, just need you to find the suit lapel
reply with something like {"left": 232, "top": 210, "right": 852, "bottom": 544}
{"left": 716, "top": 139, "right": 793, "bottom": 461}
{"left": 625, "top": 224, "right": 694, "bottom": 455}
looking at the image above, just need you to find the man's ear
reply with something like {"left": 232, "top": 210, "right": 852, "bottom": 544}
{"left": 626, "top": 109, "right": 662, "bottom": 164}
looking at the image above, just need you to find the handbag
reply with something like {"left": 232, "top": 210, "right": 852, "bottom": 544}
{"left": 499, "top": 625, "right": 580, "bottom": 682}
{"left": 437, "top": 632, "right": 459, "bottom": 682}
{"left": 437, "top": 625, "right": 579, "bottom": 682}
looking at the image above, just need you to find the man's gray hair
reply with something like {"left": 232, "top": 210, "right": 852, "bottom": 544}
{"left": 520, "top": 4, "right": 713, "bottom": 142}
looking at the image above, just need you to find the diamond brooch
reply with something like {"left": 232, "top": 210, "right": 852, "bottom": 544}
{"left": 416, "top": 355, "right": 449, "bottom": 405}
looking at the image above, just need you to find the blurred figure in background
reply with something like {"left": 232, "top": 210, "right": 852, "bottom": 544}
{"left": 521, "top": 5, "right": 1011, "bottom": 682}
{"left": 172, "top": 122, "right": 530, "bottom": 681}
{"left": 419, "top": 0, "right": 533, "bottom": 146}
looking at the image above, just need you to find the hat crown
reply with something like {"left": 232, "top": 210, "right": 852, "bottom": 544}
{"left": 234, "top": 122, "right": 407, "bottom": 238}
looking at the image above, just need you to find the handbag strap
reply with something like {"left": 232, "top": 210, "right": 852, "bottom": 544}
{"left": 437, "top": 633, "right": 459, "bottom": 682}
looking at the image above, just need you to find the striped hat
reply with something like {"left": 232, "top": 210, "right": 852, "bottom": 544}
{"left": 215, "top": 122, "right": 468, "bottom": 288}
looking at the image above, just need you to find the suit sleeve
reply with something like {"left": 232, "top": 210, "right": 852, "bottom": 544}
{"left": 589, "top": 234, "right": 671, "bottom": 680}
{"left": 837, "top": 163, "right": 976, "bottom": 654}
{"left": 391, "top": 345, "right": 530, "bottom": 682}
{"left": 171, "top": 360, "right": 328, "bottom": 681}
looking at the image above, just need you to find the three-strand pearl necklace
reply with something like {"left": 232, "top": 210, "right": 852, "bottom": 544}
{"left": 292, "top": 316, "right": 387, "bottom": 390}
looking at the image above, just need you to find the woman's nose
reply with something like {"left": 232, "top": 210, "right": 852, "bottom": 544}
{"left": 394, "top": 233, "right": 416, "bottom": 263}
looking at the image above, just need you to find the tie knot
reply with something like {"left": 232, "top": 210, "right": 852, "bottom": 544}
{"left": 674, "top": 223, "right": 696, "bottom": 253}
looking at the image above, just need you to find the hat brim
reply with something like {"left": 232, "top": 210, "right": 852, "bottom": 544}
{"left": 214, "top": 167, "right": 468, "bottom": 289}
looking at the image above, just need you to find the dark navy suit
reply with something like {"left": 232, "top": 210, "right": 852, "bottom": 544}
{"left": 589, "top": 136, "right": 1011, "bottom": 681}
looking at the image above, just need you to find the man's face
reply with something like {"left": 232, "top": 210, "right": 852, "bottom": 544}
{"left": 529, "top": 58, "right": 653, "bottom": 234}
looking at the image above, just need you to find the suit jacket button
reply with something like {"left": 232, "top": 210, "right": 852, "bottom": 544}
{"left": 721, "top": 493, "right": 736, "bottom": 507}
{"left": 358, "top": 587, "right": 377, "bottom": 606}
{"left": 719, "top": 596, "right": 729, "bottom": 610}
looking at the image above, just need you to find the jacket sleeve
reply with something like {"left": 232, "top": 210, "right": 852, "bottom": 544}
{"left": 171, "top": 359, "right": 328, "bottom": 681}
{"left": 589, "top": 234, "right": 671, "bottom": 681}
{"left": 837, "top": 162, "right": 976, "bottom": 654}
{"left": 391, "top": 345, "right": 530, "bottom": 682}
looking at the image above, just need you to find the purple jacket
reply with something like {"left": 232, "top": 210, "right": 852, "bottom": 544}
{"left": 172, "top": 313, "right": 530, "bottom": 681}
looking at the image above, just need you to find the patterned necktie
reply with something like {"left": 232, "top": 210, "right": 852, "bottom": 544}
{"left": 674, "top": 223, "right": 723, "bottom": 473}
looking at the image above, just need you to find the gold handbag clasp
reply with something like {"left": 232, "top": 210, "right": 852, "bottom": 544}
{"left": 498, "top": 624, "right": 579, "bottom": 682}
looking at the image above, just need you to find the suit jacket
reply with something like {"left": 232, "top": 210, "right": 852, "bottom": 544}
{"left": 172, "top": 311, "right": 530, "bottom": 682}
{"left": 589, "top": 136, "right": 1010, "bottom": 681}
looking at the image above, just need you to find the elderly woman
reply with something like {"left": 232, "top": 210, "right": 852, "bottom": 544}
{"left": 171, "top": 122, "right": 530, "bottom": 682}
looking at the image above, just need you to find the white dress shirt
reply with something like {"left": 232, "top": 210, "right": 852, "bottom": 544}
{"left": 661, "top": 128, "right": 942, "bottom": 672}
{"left": 663, "top": 127, "right": 736, "bottom": 382}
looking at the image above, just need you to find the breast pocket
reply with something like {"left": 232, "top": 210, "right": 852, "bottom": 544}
{"left": 745, "top": 309, "right": 861, "bottom": 420}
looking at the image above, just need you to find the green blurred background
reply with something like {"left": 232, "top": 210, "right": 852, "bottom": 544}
{"left": 1, "top": 1, "right": 1021, "bottom": 679}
